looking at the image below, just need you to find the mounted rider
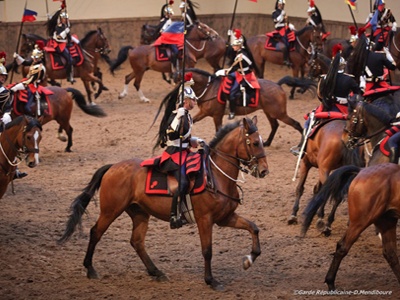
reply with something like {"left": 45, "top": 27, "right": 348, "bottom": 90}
{"left": 179, "top": 0, "right": 198, "bottom": 27}
{"left": 290, "top": 43, "right": 362, "bottom": 157}
{"left": 271, "top": 0, "right": 295, "bottom": 67}
{"left": 363, "top": 0, "right": 397, "bottom": 50}
{"left": 46, "top": 2, "right": 77, "bottom": 83}
{"left": 159, "top": 1, "right": 175, "bottom": 34}
{"left": 305, "top": 0, "right": 330, "bottom": 41}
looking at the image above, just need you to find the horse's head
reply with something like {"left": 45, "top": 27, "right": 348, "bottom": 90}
{"left": 192, "top": 21, "right": 219, "bottom": 41}
{"left": 20, "top": 33, "right": 45, "bottom": 58}
{"left": 4, "top": 115, "right": 42, "bottom": 168}
{"left": 140, "top": 24, "right": 159, "bottom": 45}
{"left": 95, "top": 28, "right": 111, "bottom": 55}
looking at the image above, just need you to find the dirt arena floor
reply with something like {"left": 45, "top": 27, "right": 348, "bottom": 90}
{"left": 1, "top": 58, "right": 399, "bottom": 300}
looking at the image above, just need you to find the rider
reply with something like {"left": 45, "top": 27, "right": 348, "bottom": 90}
{"left": 179, "top": 0, "right": 198, "bottom": 27}
{"left": 305, "top": 0, "right": 330, "bottom": 40}
{"left": 46, "top": 6, "right": 75, "bottom": 83}
{"left": 216, "top": 29, "right": 257, "bottom": 120}
{"left": 363, "top": 0, "right": 397, "bottom": 50}
{"left": 153, "top": 73, "right": 203, "bottom": 229}
{"left": 290, "top": 44, "right": 362, "bottom": 157}
{"left": 159, "top": 1, "right": 174, "bottom": 34}
{"left": 272, "top": 0, "right": 295, "bottom": 67}
{"left": 9, "top": 43, "right": 47, "bottom": 115}
{"left": 0, "top": 54, "right": 28, "bottom": 179}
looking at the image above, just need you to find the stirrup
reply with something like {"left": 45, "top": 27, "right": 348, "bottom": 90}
{"left": 290, "top": 146, "right": 304, "bottom": 158}
{"left": 228, "top": 112, "right": 235, "bottom": 120}
{"left": 170, "top": 215, "right": 183, "bottom": 229}
{"left": 14, "top": 170, "right": 28, "bottom": 180}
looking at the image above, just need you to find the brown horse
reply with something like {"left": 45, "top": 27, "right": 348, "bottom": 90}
{"left": 0, "top": 115, "right": 42, "bottom": 199}
{"left": 58, "top": 117, "right": 268, "bottom": 290}
{"left": 288, "top": 118, "right": 365, "bottom": 230}
{"left": 388, "top": 30, "right": 400, "bottom": 70}
{"left": 111, "top": 21, "right": 224, "bottom": 102}
{"left": 301, "top": 95, "right": 400, "bottom": 236}
{"left": 247, "top": 26, "right": 323, "bottom": 99}
{"left": 20, "top": 28, "right": 111, "bottom": 103}
{"left": 187, "top": 68, "right": 304, "bottom": 146}
{"left": 11, "top": 87, "right": 106, "bottom": 152}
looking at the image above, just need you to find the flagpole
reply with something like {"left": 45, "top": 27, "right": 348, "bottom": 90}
{"left": 222, "top": 0, "right": 238, "bottom": 68}
{"left": 347, "top": 4, "right": 358, "bottom": 30}
{"left": 10, "top": 0, "right": 28, "bottom": 83}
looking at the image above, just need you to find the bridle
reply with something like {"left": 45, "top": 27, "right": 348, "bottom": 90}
{"left": 93, "top": 29, "right": 111, "bottom": 55}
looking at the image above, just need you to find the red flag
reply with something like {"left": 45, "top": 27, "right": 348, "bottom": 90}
{"left": 249, "top": 0, "right": 257, "bottom": 2}
{"left": 22, "top": 9, "right": 37, "bottom": 22}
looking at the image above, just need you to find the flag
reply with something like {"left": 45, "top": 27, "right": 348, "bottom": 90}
{"left": 22, "top": 9, "right": 37, "bottom": 22}
{"left": 370, "top": 9, "right": 379, "bottom": 31}
{"left": 346, "top": 0, "right": 357, "bottom": 10}
{"left": 249, "top": 0, "right": 257, "bottom": 2}
{"left": 154, "top": 22, "right": 184, "bottom": 47}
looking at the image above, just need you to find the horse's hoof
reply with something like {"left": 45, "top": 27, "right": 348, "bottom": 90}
{"left": 102, "top": 86, "right": 109, "bottom": 91}
{"left": 316, "top": 218, "right": 325, "bottom": 230}
{"left": 118, "top": 93, "right": 126, "bottom": 99}
{"left": 94, "top": 93, "right": 100, "bottom": 99}
{"left": 242, "top": 255, "right": 253, "bottom": 270}
{"left": 288, "top": 215, "right": 298, "bottom": 225}
{"left": 141, "top": 98, "right": 150, "bottom": 103}
{"left": 87, "top": 267, "right": 99, "bottom": 279}
{"left": 322, "top": 227, "right": 332, "bottom": 237}
{"left": 57, "top": 136, "right": 67, "bottom": 142}
{"left": 156, "top": 274, "right": 169, "bottom": 282}
{"left": 210, "top": 280, "right": 224, "bottom": 292}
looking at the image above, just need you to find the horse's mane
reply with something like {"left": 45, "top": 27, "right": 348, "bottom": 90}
{"left": 295, "top": 25, "right": 313, "bottom": 36}
{"left": 186, "top": 68, "right": 215, "bottom": 79}
{"left": 81, "top": 30, "right": 98, "bottom": 47}
{"left": 24, "top": 33, "right": 46, "bottom": 43}
{"left": 209, "top": 118, "right": 258, "bottom": 149}
{"left": 3, "top": 115, "right": 42, "bottom": 132}
{"left": 363, "top": 96, "right": 400, "bottom": 125}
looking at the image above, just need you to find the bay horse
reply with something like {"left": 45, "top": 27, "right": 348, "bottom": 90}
{"left": 111, "top": 21, "right": 224, "bottom": 102}
{"left": 247, "top": 26, "right": 323, "bottom": 99}
{"left": 187, "top": 68, "right": 305, "bottom": 146}
{"left": 301, "top": 94, "right": 400, "bottom": 236}
{"left": 58, "top": 117, "right": 269, "bottom": 291}
{"left": 20, "top": 28, "right": 111, "bottom": 103}
{"left": 288, "top": 118, "right": 365, "bottom": 228}
{"left": 0, "top": 115, "right": 42, "bottom": 199}
{"left": 11, "top": 86, "right": 106, "bottom": 152}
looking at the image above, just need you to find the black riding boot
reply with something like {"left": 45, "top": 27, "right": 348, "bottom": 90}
{"left": 282, "top": 46, "right": 292, "bottom": 67}
{"left": 170, "top": 191, "right": 182, "bottom": 229}
{"left": 290, "top": 129, "right": 306, "bottom": 158}
{"left": 389, "top": 147, "right": 399, "bottom": 164}
{"left": 66, "top": 64, "right": 75, "bottom": 83}
{"left": 13, "top": 167, "right": 28, "bottom": 180}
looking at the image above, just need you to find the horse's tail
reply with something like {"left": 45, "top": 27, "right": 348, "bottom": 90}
{"left": 277, "top": 75, "right": 317, "bottom": 96}
{"left": 110, "top": 45, "right": 134, "bottom": 74}
{"left": 101, "top": 53, "right": 113, "bottom": 68}
{"left": 301, "top": 165, "right": 362, "bottom": 237}
{"left": 65, "top": 87, "right": 107, "bottom": 117}
{"left": 58, "top": 164, "right": 113, "bottom": 244}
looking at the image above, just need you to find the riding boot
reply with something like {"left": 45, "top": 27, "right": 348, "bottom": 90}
{"left": 389, "top": 147, "right": 399, "bottom": 164}
{"left": 290, "top": 129, "right": 306, "bottom": 158}
{"left": 228, "top": 97, "right": 236, "bottom": 120}
{"left": 282, "top": 46, "right": 292, "bottom": 67}
{"left": 13, "top": 167, "right": 28, "bottom": 180}
{"left": 170, "top": 191, "right": 182, "bottom": 229}
{"left": 66, "top": 64, "right": 76, "bottom": 84}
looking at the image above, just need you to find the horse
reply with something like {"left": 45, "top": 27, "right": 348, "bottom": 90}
{"left": 247, "top": 26, "right": 323, "bottom": 99}
{"left": 301, "top": 95, "right": 400, "bottom": 236}
{"left": 140, "top": 23, "right": 160, "bottom": 45}
{"left": 20, "top": 28, "right": 111, "bottom": 104}
{"left": 322, "top": 38, "right": 352, "bottom": 59}
{"left": 288, "top": 118, "right": 365, "bottom": 230}
{"left": 307, "top": 52, "right": 331, "bottom": 80}
{"left": 0, "top": 115, "right": 42, "bottom": 199}
{"left": 57, "top": 117, "right": 269, "bottom": 291}
{"left": 11, "top": 86, "right": 106, "bottom": 152}
{"left": 187, "top": 68, "right": 306, "bottom": 146}
{"left": 111, "top": 21, "right": 225, "bottom": 102}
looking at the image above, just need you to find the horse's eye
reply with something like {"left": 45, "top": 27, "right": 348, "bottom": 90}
{"left": 253, "top": 141, "right": 259, "bottom": 147}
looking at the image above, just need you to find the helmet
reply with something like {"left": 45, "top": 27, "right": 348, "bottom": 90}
{"left": 183, "top": 87, "right": 197, "bottom": 100}
{"left": 0, "top": 63, "right": 7, "bottom": 77}
{"left": 164, "top": 6, "right": 174, "bottom": 15}
{"left": 60, "top": 10, "right": 68, "bottom": 19}
{"left": 231, "top": 29, "right": 243, "bottom": 47}
{"left": 31, "top": 45, "right": 43, "bottom": 59}
{"left": 277, "top": 0, "right": 285, "bottom": 5}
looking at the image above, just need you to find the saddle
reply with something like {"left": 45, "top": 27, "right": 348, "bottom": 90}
{"left": 217, "top": 74, "right": 260, "bottom": 108}
{"left": 44, "top": 37, "right": 84, "bottom": 70}
{"left": 10, "top": 84, "right": 53, "bottom": 117}
{"left": 265, "top": 28, "right": 295, "bottom": 51}
{"left": 154, "top": 46, "right": 182, "bottom": 62}
{"left": 380, "top": 124, "right": 400, "bottom": 157}
{"left": 306, "top": 104, "right": 348, "bottom": 139}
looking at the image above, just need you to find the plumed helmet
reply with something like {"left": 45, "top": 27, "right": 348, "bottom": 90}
{"left": 339, "top": 56, "right": 346, "bottom": 69}
{"left": 164, "top": 6, "right": 174, "bottom": 15}
{"left": 332, "top": 43, "right": 343, "bottom": 58}
{"left": 59, "top": 8, "right": 68, "bottom": 19}
{"left": 183, "top": 87, "right": 197, "bottom": 100}
{"left": 0, "top": 51, "right": 6, "bottom": 65}
{"left": 0, "top": 63, "right": 7, "bottom": 76}
{"left": 179, "top": 1, "right": 186, "bottom": 9}
{"left": 184, "top": 72, "right": 195, "bottom": 87}
{"left": 231, "top": 29, "right": 243, "bottom": 46}
{"left": 277, "top": 0, "right": 285, "bottom": 5}
{"left": 31, "top": 41, "right": 45, "bottom": 59}
{"left": 307, "top": 0, "right": 315, "bottom": 12}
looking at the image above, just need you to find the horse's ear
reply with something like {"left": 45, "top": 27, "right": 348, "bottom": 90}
{"left": 243, "top": 118, "right": 249, "bottom": 131}
{"left": 251, "top": 115, "right": 258, "bottom": 126}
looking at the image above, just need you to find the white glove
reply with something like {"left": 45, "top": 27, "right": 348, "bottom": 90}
{"left": 10, "top": 82, "right": 25, "bottom": 92}
{"left": 227, "top": 29, "right": 233, "bottom": 36}
{"left": 71, "top": 35, "right": 80, "bottom": 44}
{"left": 392, "top": 22, "right": 397, "bottom": 32}
{"left": 1, "top": 112, "right": 12, "bottom": 124}
{"left": 289, "top": 23, "right": 296, "bottom": 31}
{"left": 65, "top": 27, "right": 70, "bottom": 34}
{"left": 176, "top": 107, "right": 186, "bottom": 118}
{"left": 190, "top": 137, "right": 204, "bottom": 148}
{"left": 384, "top": 47, "right": 395, "bottom": 63}
{"left": 215, "top": 69, "right": 226, "bottom": 77}
{"left": 170, "top": 107, "right": 186, "bottom": 131}
{"left": 359, "top": 75, "right": 366, "bottom": 91}
{"left": 13, "top": 52, "right": 24, "bottom": 65}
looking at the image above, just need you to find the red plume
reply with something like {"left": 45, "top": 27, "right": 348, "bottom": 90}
{"left": 35, "top": 40, "right": 45, "bottom": 50}
{"left": 169, "top": 0, "right": 174, "bottom": 4}
{"left": 233, "top": 29, "right": 242, "bottom": 39}
{"left": 61, "top": 0, "right": 66, "bottom": 9}
{"left": 309, "top": 0, "right": 315, "bottom": 8}
{"left": 184, "top": 72, "right": 193, "bottom": 82}
{"left": 348, "top": 25, "right": 357, "bottom": 35}
{"left": 0, "top": 51, "right": 6, "bottom": 60}
{"left": 358, "top": 27, "right": 366, "bottom": 36}
{"left": 332, "top": 43, "right": 343, "bottom": 56}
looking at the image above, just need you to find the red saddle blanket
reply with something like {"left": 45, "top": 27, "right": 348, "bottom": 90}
{"left": 380, "top": 125, "right": 400, "bottom": 157}
{"left": 140, "top": 152, "right": 206, "bottom": 195}
{"left": 217, "top": 73, "right": 260, "bottom": 108}
{"left": 8, "top": 83, "right": 53, "bottom": 117}
{"left": 44, "top": 38, "right": 84, "bottom": 70}
{"left": 265, "top": 28, "right": 295, "bottom": 51}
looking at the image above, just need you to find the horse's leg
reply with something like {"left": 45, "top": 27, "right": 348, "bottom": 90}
{"left": 275, "top": 115, "right": 303, "bottom": 140}
{"left": 217, "top": 213, "right": 261, "bottom": 281}
{"left": 375, "top": 217, "right": 400, "bottom": 284}
{"left": 263, "top": 115, "right": 278, "bottom": 147}
{"left": 289, "top": 161, "right": 311, "bottom": 225}
{"left": 133, "top": 73, "right": 150, "bottom": 103}
{"left": 57, "top": 125, "right": 67, "bottom": 142}
{"left": 125, "top": 206, "right": 168, "bottom": 281}
{"left": 315, "top": 169, "right": 330, "bottom": 233}
{"left": 118, "top": 72, "right": 135, "bottom": 100}
{"left": 82, "top": 80, "right": 94, "bottom": 105}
